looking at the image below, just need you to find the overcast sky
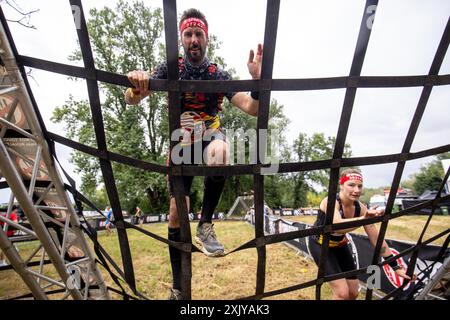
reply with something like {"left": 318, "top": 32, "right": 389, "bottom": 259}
{"left": 1, "top": 0, "right": 449, "bottom": 204}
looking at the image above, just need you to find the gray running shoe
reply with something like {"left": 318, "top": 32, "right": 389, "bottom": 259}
{"left": 195, "top": 223, "right": 225, "bottom": 257}
{"left": 168, "top": 288, "right": 182, "bottom": 300}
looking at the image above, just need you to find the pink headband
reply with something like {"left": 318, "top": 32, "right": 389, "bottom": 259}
{"left": 179, "top": 17, "right": 208, "bottom": 38}
{"left": 340, "top": 173, "right": 363, "bottom": 185}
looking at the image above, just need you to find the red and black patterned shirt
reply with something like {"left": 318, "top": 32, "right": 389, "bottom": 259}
{"left": 150, "top": 57, "right": 236, "bottom": 137}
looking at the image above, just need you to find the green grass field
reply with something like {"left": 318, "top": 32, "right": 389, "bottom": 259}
{"left": 0, "top": 215, "right": 448, "bottom": 300}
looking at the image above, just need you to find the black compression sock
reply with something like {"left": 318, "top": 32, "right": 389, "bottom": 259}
{"left": 168, "top": 227, "right": 181, "bottom": 290}
{"left": 200, "top": 176, "right": 226, "bottom": 225}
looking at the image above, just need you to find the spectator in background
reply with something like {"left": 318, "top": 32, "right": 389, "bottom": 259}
{"left": 105, "top": 206, "right": 113, "bottom": 236}
{"left": 0, "top": 206, "right": 19, "bottom": 266}
{"left": 0, "top": 206, "right": 19, "bottom": 237}
{"left": 135, "top": 206, "right": 143, "bottom": 225}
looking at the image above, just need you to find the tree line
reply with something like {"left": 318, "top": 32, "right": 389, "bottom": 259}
{"left": 51, "top": 1, "right": 448, "bottom": 215}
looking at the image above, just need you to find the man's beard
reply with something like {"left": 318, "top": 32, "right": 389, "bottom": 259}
{"left": 184, "top": 45, "right": 206, "bottom": 65}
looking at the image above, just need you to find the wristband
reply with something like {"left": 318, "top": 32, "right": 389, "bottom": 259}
{"left": 127, "top": 87, "right": 140, "bottom": 99}
{"left": 250, "top": 91, "right": 259, "bottom": 100}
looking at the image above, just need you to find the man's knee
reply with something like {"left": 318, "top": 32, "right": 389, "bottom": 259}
{"left": 206, "top": 140, "right": 229, "bottom": 165}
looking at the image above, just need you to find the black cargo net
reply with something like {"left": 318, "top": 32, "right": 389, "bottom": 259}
{"left": 1, "top": 0, "right": 449, "bottom": 300}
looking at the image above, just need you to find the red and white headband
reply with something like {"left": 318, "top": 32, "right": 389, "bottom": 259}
{"left": 179, "top": 17, "right": 208, "bottom": 38}
{"left": 339, "top": 173, "right": 363, "bottom": 185}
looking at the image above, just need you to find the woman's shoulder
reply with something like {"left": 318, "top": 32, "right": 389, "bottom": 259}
{"left": 319, "top": 197, "right": 342, "bottom": 212}
{"left": 319, "top": 197, "right": 334, "bottom": 209}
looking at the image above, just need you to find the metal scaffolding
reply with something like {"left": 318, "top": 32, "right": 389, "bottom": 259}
{"left": 0, "top": 21, "right": 109, "bottom": 300}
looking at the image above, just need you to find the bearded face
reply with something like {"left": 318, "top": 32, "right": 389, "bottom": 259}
{"left": 181, "top": 26, "right": 208, "bottom": 65}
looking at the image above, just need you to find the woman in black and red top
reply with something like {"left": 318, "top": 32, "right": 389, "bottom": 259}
{"left": 309, "top": 168, "right": 416, "bottom": 300}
